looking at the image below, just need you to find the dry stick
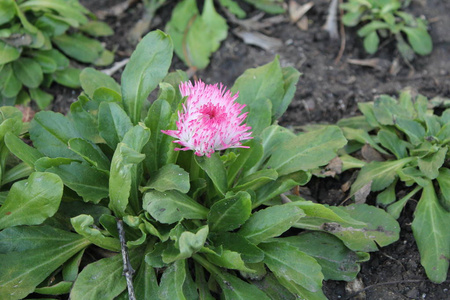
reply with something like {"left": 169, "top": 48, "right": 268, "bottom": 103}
{"left": 334, "top": 0, "right": 346, "bottom": 64}
{"left": 117, "top": 219, "right": 136, "bottom": 300}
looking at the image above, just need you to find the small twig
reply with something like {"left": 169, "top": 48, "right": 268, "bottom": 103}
{"left": 117, "top": 219, "right": 136, "bottom": 300}
{"left": 334, "top": 0, "right": 346, "bottom": 64}
{"left": 101, "top": 58, "right": 130, "bottom": 76}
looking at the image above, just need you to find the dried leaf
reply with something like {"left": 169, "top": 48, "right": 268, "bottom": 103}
{"left": 347, "top": 58, "right": 391, "bottom": 72}
{"left": 296, "top": 16, "right": 309, "bottom": 31}
{"left": 322, "top": 156, "right": 343, "bottom": 177}
{"left": 361, "top": 144, "right": 385, "bottom": 162}
{"left": 289, "top": 1, "right": 314, "bottom": 23}
{"left": 15, "top": 105, "right": 35, "bottom": 123}
{"left": 354, "top": 181, "right": 372, "bottom": 204}
{"left": 233, "top": 29, "right": 282, "bottom": 51}
{"left": 345, "top": 278, "right": 366, "bottom": 300}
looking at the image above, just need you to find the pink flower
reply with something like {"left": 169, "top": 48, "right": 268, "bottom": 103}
{"left": 162, "top": 80, "right": 252, "bottom": 157}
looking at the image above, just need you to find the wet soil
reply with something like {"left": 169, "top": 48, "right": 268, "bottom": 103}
{"left": 71, "top": 0, "right": 450, "bottom": 299}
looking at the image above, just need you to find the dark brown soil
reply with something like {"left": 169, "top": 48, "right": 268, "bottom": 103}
{"left": 70, "top": 0, "right": 450, "bottom": 299}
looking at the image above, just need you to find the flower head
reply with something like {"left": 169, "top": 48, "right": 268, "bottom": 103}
{"left": 162, "top": 80, "right": 252, "bottom": 157}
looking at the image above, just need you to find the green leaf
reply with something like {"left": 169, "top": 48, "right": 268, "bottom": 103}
{"left": 210, "top": 232, "right": 264, "bottom": 263}
{"left": 12, "top": 58, "right": 43, "bottom": 88}
{"left": 251, "top": 273, "right": 296, "bottom": 300}
{"left": 363, "top": 31, "right": 379, "bottom": 54}
{"left": 70, "top": 248, "right": 143, "bottom": 300}
{"left": 0, "top": 0, "right": 15, "bottom": 26}
{"left": 79, "top": 67, "right": 121, "bottom": 98}
{"left": 395, "top": 117, "right": 426, "bottom": 145}
{"left": 351, "top": 157, "right": 414, "bottom": 194}
{"left": 0, "top": 64, "right": 22, "bottom": 98}
{"left": 133, "top": 256, "right": 159, "bottom": 300}
{"left": 30, "top": 111, "right": 82, "bottom": 159}
{"left": 34, "top": 281, "right": 73, "bottom": 295}
{"left": 195, "top": 153, "right": 228, "bottom": 196}
{"left": 418, "top": 146, "right": 447, "bottom": 179}
{"left": 238, "top": 204, "right": 304, "bottom": 244}
{"left": 214, "top": 271, "right": 271, "bottom": 300}
{"left": 32, "top": 49, "right": 69, "bottom": 70}
{"left": 53, "top": 67, "right": 81, "bottom": 88}
{"left": 142, "top": 163, "right": 190, "bottom": 193}
{"left": 121, "top": 30, "right": 173, "bottom": 124}
{"left": 79, "top": 21, "right": 114, "bottom": 37}
{"left": 71, "top": 214, "right": 120, "bottom": 251}
{"left": 68, "top": 138, "right": 110, "bottom": 172}
{"left": 265, "top": 126, "right": 347, "bottom": 175}
{"left": 218, "top": 0, "right": 246, "bottom": 18}
{"left": 0, "top": 225, "right": 90, "bottom": 300}
{"left": 29, "top": 87, "right": 53, "bottom": 109}
{"left": 0, "top": 41, "right": 20, "bottom": 64}
{"left": 376, "top": 180, "right": 397, "bottom": 206}
{"left": 208, "top": 191, "right": 252, "bottom": 232}
{"left": 158, "top": 259, "right": 197, "bottom": 300}
{"left": 401, "top": 27, "right": 432, "bottom": 55}
{"left": 162, "top": 225, "right": 209, "bottom": 263}
{"left": 109, "top": 124, "right": 150, "bottom": 216}
{"left": 4, "top": 132, "right": 43, "bottom": 167}
{"left": 143, "top": 190, "right": 208, "bottom": 224}
{"left": 31, "top": 52, "right": 57, "bottom": 74}
{"left": 62, "top": 249, "right": 85, "bottom": 282}
{"left": 328, "top": 204, "right": 400, "bottom": 252}
{"left": 19, "top": 0, "right": 88, "bottom": 26}
{"left": 260, "top": 241, "right": 323, "bottom": 292}
{"left": 412, "top": 182, "right": 450, "bottom": 283}
{"left": 205, "top": 249, "right": 254, "bottom": 272}
{"left": 281, "top": 232, "right": 368, "bottom": 281}
{"left": 377, "top": 129, "right": 407, "bottom": 159}
{"left": 357, "top": 21, "right": 390, "bottom": 37}
{"left": 275, "top": 66, "right": 301, "bottom": 120}
{"left": 44, "top": 162, "right": 109, "bottom": 204}
{"left": 244, "top": 0, "right": 285, "bottom": 14}
{"left": 0, "top": 172, "right": 63, "bottom": 230}
{"left": 53, "top": 33, "right": 102, "bottom": 63}
{"left": 233, "top": 169, "right": 278, "bottom": 192}
{"left": 227, "top": 138, "right": 264, "bottom": 186}
{"left": 68, "top": 100, "right": 103, "bottom": 143}
{"left": 98, "top": 102, "right": 133, "bottom": 149}
{"left": 437, "top": 168, "right": 450, "bottom": 211}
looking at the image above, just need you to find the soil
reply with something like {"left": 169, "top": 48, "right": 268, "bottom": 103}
{"left": 68, "top": 0, "right": 450, "bottom": 299}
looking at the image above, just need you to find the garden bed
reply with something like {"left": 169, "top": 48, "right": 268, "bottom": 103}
{"left": 56, "top": 0, "right": 450, "bottom": 298}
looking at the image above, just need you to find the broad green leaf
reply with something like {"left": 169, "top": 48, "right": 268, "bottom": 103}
{"left": 219, "top": 0, "right": 246, "bottom": 18}
{"left": 0, "top": 0, "right": 15, "bottom": 26}
{"left": 395, "top": 117, "right": 426, "bottom": 145}
{"left": 121, "top": 30, "right": 173, "bottom": 124}
{"left": 0, "top": 225, "right": 90, "bottom": 300}
{"left": 79, "top": 67, "right": 121, "bottom": 98}
{"left": 351, "top": 157, "right": 414, "bottom": 194}
{"left": 31, "top": 53, "right": 57, "bottom": 74}
{"left": 205, "top": 249, "right": 254, "bottom": 272}
{"left": 53, "top": 67, "right": 81, "bottom": 88}
{"left": 133, "top": 256, "right": 159, "bottom": 300}
{"left": 162, "top": 225, "right": 209, "bottom": 263}
{"left": 210, "top": 232, "right": 264, "bottom": 263}
{"left": 363, "top": 31, "right": 379, "bottom": 54}
{"left": 402, "top": 27, "right": 432, "bottom": 55}
{"left": 158, "top": 259, "right": 197, "bottom": 300}
{"left": 142, "top": 163, "right": 190, "bottom": 193}
{"left": 213, "top": 271, "right": 271, "bottom": 300}
{"left": 233, "top": 169, "right": 278, "bottom": 191}
{"left": 260, "top": 241, "right": 323, "bottom": 292}
{"left": 98, "top": 102, "right": 133, "bottom": 149}
{"left": 32, "top": 49, "right": 69, "bottom": 70}
{"left": 437, "top": 168, "right": 450, "bottom": 210}
{"left": 4, "top": 132, "right": 43, "bottom": 167}
{"left": 412, "top": 182, "right": 450, "bottom": 283}
{"left": 19, "top": 0, "right": 88, "bottom": 26}
{"left": 281, "top": 232, "right": 369, "bottom": 281}
{"left": 250, "top": 273, "right": 296, "bottom": 300}
{"left": 79, "top": 21, "right": 114, "bottom": 37}
{"left": 227, "top": 138, "right": 263, "bottom": 185}
{"left": 275, "top": 66, "right": 301, "bottom": 119}
{"left": 93, "top": 87, "right": 122, "bottom": 103}
{"left": 0, "top": 64, "right": 22, "bottom": 98}
{"left": 195, "top": 153, "right": 228, "bottom": 196}
{"left": 29, "top": 87, "right": 53, "bottom": 109}
{"left": 12, "top": 58, "right": 43, "bottom": 88}
{"left": 0, "top": 41, "right": 20, "bottom": 64}
{"left": 0, "top": 172, "right": 63, "bottom": 230}
{"left": 275, "top": 275, "right": 328, "bottom": 300}
{"left": 357, "top": 21, "right": 390, "bottom": 37}
{"left": 109, "top": 125, "right": 150, "bottom": 216}
{"left": 69, "top": 100, "right": 103, "bottom": 143}
{"left": 30, "top": 111, "right": 82, "bottom": 159}
{"left": 35, "top": 14, "right": 70, "bottom": 36}
{"left": 62, "top": 249, "right": 85, "bottom": 282}
{"left": 1, "top": 163, "right": 33, "bottom": 185}
{"left": 328, "top": 204, "right": 400, "bottom": 252}
{"left": 341, "top": 126, "right": 388, "bottom": 155}
{"left": 238, "top": 204, "right": 304, "bottom": 244}
{"left": 387, "top": 185, "right": 422, "bottom": 219}
{"left": 265, "top": 126, "right": 347, "bottom": 175}
{"left": 373, "top": 95, "right": 410, "bottom": 125}
{"left": 377, "top": 129, "right": 407, "bottom": 159}
{"left": 70, "top": 248, "right": 143, "bottom": 300}
{"left": 45, "top": 162, "right": 109, "bottom": 204}
{"left": 68, "top": 138, "right": 110, "bottom": 171}
{"left": 34, "top": 281, "right": 73, "bottom": 295}
{"left": 376, "top": 180, "right": 397, "bottom": 206}
{"left": 71, "top": 214, "right": 120, "bottom": 251}
{"left": 418, "top": 146, "right": 447, "bottom": 179}
{"left": 53, "top": 33, "right": 102, "bottom": 63}
{"left": 143, "top": 190, "right": 208, "bottom": 224}
{"left": 208, "top": 191, "right": 252, "bottom": 232}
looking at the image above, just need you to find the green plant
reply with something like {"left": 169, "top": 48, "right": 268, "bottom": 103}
{"left": 337, "top": 88, "right": 450, "bottom": 283}
{"left": 341, "top": 0, "right": 432, "bottom": 60}
{"left": 165, "top": 0, "right": 285, "bottom": 71}
{"left": 0, "top": 0, "right": 113, "bottom": 109}
{"left": 0, "top": 30, "right": 400, "bottom": 300}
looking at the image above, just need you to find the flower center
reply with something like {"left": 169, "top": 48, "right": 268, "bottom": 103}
{"left": 200, "top": 104, "right": 221, "bottom": 120}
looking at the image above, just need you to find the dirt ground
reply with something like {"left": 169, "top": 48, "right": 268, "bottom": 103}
{"left": 68, "top": 0, "right": 450, "bottom": 299}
